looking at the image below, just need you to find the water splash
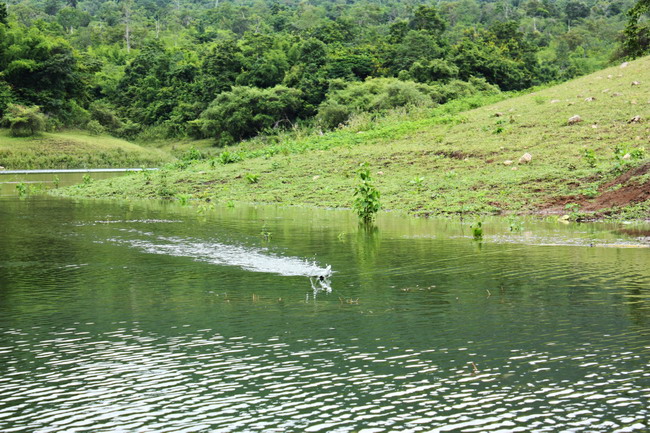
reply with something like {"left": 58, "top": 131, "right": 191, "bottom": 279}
{"left": 117, "top": 234, "right": 333, "bottom": 279}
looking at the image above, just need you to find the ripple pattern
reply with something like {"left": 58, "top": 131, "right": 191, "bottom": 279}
{"left": 1, "top": 325, "right": 649, "bottom": 432}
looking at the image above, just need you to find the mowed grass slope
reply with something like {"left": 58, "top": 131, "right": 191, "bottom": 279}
{"left": 59, "top": 57, "right": 650, "bottom": 219}
{"left": 0, "top": 130, "right": 172, "bottom": 169}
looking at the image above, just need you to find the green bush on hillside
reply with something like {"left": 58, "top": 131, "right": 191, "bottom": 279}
{"left": 316, "top": 77, "right": 499, "bottom": 129}
{"left": 197, "top": 85, "right": 303, "bottom": 145}
{"left": 1, "top": 104, "right": 46, "bottom": 137}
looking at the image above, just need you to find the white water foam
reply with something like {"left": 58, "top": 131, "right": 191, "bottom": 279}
{"left": 120, "top": 235, "right": 332, "bottom": 278}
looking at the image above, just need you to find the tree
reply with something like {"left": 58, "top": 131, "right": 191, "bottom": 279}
{"left": 0, "top": 26, "right": 88, "bottom": 119}
{"left": 198, "top": 40, "right": 243, "bottom": 102}
{"left": 625, "top": 0, "right": 650, "bottom": 58}
{"left": 565, "top": 1, "right": 590, "bottom": 27}
{"left": 0, "top": 2, "right": 7, "bottom": 25}
{"left": 410, "top": 5, "right": 446, "bottom": 36}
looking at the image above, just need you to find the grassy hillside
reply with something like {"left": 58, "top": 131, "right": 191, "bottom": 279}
{"left": 57, "top": 57, "right": 650, "bottom": 220}
{"left": 0, "top": 130, "right": 172, "bottom": 169}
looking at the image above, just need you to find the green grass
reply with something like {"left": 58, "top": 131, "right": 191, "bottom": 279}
{"left": 55, "top": 58, "right": 650, "bottom": 220}
{"left": 0, "top": 129, "right": 172, "bottom": 169}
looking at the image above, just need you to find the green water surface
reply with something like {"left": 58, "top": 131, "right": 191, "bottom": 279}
{"left": 0, "top": 197, "right": 649, "bottom": 432}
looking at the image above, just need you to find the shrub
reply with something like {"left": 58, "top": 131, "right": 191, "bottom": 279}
{"left": 317, "top": 78, "right": 437, "bottom": 129}
{"left": 89, "top": 102, "right": 123, "bottom": 131}
{"left": 116, "top": 120, "right": 141, "bottom": 139}
{"left": 316, "top": 100, "right": 351, "bottom": 129}
{"left": 199, "top": 85, "right": 304, "bottom": 145}
{"left": 2, "top": 104, "right": 46, "bottom": 137}
{"left": 87, "top": 120, "right": 105, "bottom": 135}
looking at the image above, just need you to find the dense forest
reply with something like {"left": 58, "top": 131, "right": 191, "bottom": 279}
{"left": 0, "top": 0, "right": 643, "bottom": 144}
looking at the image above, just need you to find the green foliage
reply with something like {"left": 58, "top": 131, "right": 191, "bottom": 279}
{"left": 245, "top": 173, "right": 260, "bottom": 184}
{"left": 2, "top": 104, "right": 46, "bottom": 137}
{"left": 353, "top": 164, "right": 380, "bottom": 224}
{"left": 508, "top": 216, "right": 523, "bottom": 232}
{"left": 218, "top": 151, "right": 242, "bottom": 165}
{"left": 87, "top": 120, "right": 105, "bottom": 135}
{"left": 199, "top": 86, "right": 303, "bottom": 145}
{"left": 471, "top": 221, "right": 483, "bottom": 241}
{"left": 317, "top": 78, "right": 436, "bottom": 129}
{"left": 0, "top": 2, "right": 7, "bottom": 25}
{"left": 0, "top": 0, "right": 633, "bottom": 143}
{"left": 16, "top": 182, "right": 27, "bottom": 198}
{"left": 583, "top": 148, "right": 597, "bottom": 167}
{"left": 176, "top": 193, "right": 191, "bottom": 205}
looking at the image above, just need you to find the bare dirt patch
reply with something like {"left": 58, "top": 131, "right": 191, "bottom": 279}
{"left": 541, "top": 162, "right": 650, "bottom": 213}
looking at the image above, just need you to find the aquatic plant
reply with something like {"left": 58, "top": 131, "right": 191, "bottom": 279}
{"left": 52, "top": 175, "right": 60, "bottom": 188}
{"left": 15, "top": 182, "right": 27, "bottom": 197}
{"left": 260, "top": 225, "right": 272, "bottom": 241}
{"left": 471, "top": 221, "right": 483, "bottom": 241}
{"left": 82, "top": 174, "right": 93, "bottom": 185}
{"left": 353, "top": 164, "right": 380, "bottom": 224}
{"left": 176, "top": 193, "right": 191, "bottom": 205}
{"left": 508, "top": 216, "right": 523, "bottom": 232}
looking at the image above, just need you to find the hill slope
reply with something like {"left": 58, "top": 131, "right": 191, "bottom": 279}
{"left": 58, "top": 57, "right": 650, "bottom": 220}
{"left": 0, "top": 130, "right": 172, "bottom": 169}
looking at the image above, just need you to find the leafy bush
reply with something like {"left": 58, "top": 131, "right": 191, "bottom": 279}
{"left": 317, "top": 78, "right": 437, "bottom": 129}
{"left": 116, "top": 120, "right": 142, "bottom": 139}
{"left": 199, "top": 85, "right": 303, "bottom": 145}
{"left": 87, "top": 120, "right": 105, "bottom": 135}
{"left": 89, "top": 102, "right": 122, "bottom": 131}
{"left": 1, "top": 104, "right": 46, "bottom": 137}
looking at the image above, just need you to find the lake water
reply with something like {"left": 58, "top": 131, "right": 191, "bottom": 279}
{"left": 1, "top": 196, "right": 649, "bottom": 432}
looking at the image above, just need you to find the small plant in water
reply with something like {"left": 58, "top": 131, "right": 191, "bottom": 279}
{"left": 564, "top": 202, "right": 585, "bottom": 222}
{"left": 508, "top": 215, "right": 523, "bottom": 232}
{"left": 82, "top": 174, "right": 92, "bottom": 185}
{"left": 260, "top": 225, "right": 272, "bottom": 241}
{"left": 471, "top": 221, "right": 483, "bottom": 241}
{"left": 52, "top": 175, "right": 60, "bottom": 188}
{"left": 226, "top": 200, "right": 235, "bottom": 208}
{"left": 16, "top": 182, "right": 27, "bottom": 198}
{"left": 176, "top": 193, "right": 191, "bottom": 205}
{"left": 353, "top": 163, "right": 380, "bottom": 224}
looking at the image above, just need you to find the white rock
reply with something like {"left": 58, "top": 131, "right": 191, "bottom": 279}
{"left": 628, "top": 115, "right": 642, "bottom": 124}
{"left": 621, "top": 62, "right": 629, "bottom": 68}
{"left": 568, "top": 115, "right": 583, "bottom": 125}
{"left": 519, "top": 153, "right": 533, "bottom": 164}
{"left": 503, "top": 160, "right": 514, "bottom": 166}
{"left": 632, "top": 81, "right": 641, "bottom": 86}
{"left": 623, "top": 153, "right": 631, "bottom": 160}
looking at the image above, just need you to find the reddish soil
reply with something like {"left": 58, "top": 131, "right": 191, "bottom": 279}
{"left": 540, "top": 162, "right": 650, "bottom": 214}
